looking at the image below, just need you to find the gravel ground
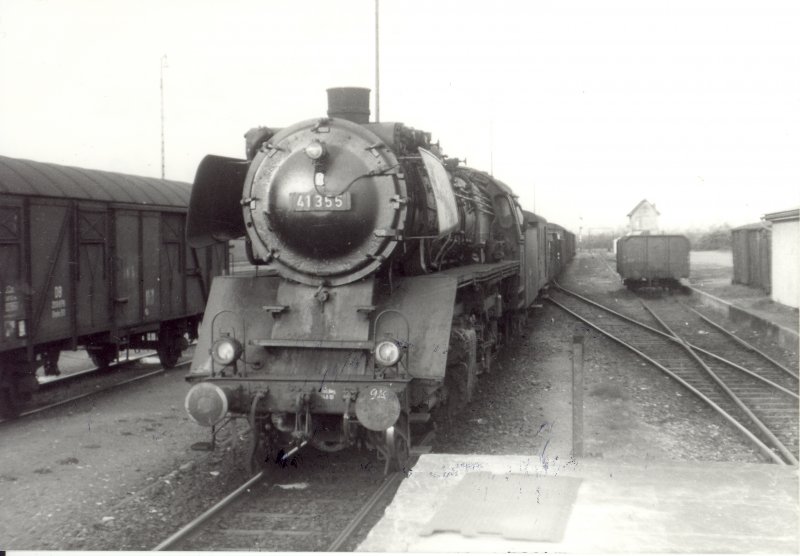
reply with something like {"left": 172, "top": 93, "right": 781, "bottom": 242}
{"left": 0, "top": 366, "right": 254, "bottom": 550}
{"left": 434, "top": 250, "right": 768, "bottom": 464}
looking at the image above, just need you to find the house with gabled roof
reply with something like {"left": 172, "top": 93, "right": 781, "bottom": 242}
{"left": 627, "top": 199, "right": 660, "bottom": 234}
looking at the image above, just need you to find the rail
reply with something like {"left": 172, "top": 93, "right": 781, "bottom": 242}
{"left": 0, "top": 358, "right": 191, "bottom": 425}
{"left": 547, "top": 283, "right": 798, "bottom": 465}
{"left": 153, "top": 429, "right": 435, "bottom": 551}
{"left": 641, "top": 301, "right": 796, "bottom": 465}
{"left": 553, "top": 283, "right": 798, "bottom": 399}
{"left": 152, "top": 468, "right": 406, "bottom": 551}
{"left": 152, "top": 471, "right": 266, "bottom": 551}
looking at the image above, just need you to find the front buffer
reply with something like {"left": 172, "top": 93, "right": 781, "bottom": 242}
{"left": 185, "top": 373, "right": 412, "bottom": 474}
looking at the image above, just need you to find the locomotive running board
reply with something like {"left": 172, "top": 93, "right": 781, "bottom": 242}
{"left": 251, "top": 339, "right": 373, "bottom": 350}
{"left": 437, "top": 260, "right": 520, "bottom": 286}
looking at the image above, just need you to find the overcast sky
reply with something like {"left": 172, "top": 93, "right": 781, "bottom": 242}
{"left": 1, "top": 0, "right": 798, "bottom": 232}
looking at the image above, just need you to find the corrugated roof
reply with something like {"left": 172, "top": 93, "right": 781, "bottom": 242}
{"left": 763, "top": 208, "right": 800, "bottom": 223}
{"left": 0, "top": 155, "right": 191, "bottom": 206}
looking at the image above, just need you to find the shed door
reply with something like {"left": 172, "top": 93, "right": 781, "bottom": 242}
{"left": 747, "top": 231, "right": 760, "bottom": 288}
{"left": 732, "top": 231, "right": 748, "bottom": 284}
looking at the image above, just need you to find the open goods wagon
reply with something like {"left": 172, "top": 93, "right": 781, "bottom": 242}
{"left": 0, "top": 155, "right": 228, "bottom": 416}
{"left": 616, "top": 234, "right": 690, "bottom": 289}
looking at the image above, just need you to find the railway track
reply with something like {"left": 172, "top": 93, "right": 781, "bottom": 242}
{"left": 37, "top": 350, "right": 157, "bottom": 389}
{"left": 154, "top": 431, "right": 434, "bottom": 552}
{"left": 0, "top": 355, "right": 191, "bottom": 425}
{"left": 547, "top": 283, "right": 799, "bottom": 465}
{"left": 152, "top": 469, "right": 403, "bottom": 552}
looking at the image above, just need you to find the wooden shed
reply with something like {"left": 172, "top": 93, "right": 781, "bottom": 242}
{"left": 731, "top": 222, "right": 771, "bottom": 293}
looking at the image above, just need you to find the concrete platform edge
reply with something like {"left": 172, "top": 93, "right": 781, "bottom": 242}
{"left": 690, "top": 286, "right": 799, "bottom": 351}
{"left": 357, "top": 454, "right": 799, "bottom": 553}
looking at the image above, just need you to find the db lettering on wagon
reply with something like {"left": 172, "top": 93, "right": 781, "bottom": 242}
{"left": 51, "top": 285, "right": 66, "bottom": 319}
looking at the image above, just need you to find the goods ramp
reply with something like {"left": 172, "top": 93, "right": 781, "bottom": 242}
{"left": 358, "top": 454, "right": 798, "bottom": 553}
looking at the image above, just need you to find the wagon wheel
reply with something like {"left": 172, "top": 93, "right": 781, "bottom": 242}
{"left": 157, "top": 331, "right": 184, "bottom": 369}
{"left": 42, "top": 347, "right": 61, "bottom": 376}
{"left": 88, "top": 345, "right": 117, "bottom": 370}
{"left": 440, "top": 361, "right": 471, "bottom": 421}
{"left": 157, "top": 342, "right": 181, "bottom": 369}
{"left": 0, "top": 382, "right": 21, "bottom": 419}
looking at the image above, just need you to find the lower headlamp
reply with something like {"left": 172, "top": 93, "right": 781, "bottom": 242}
{"left": 211, "top": 337, "right": 243, "bottom": 365}
{"left": 374, "top": 340, "right": 402, "bottom": 367}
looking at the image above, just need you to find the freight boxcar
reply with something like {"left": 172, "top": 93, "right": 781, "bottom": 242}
{"left": 0, "top": 155, "right": 227, "bottom": 416}
{"left": 616, "top": 234, "right": 690, "bottom": 289}
{"left": 545, "top": 222, "right": 574, "bottom": 280}
{"left": 522, "top": 211, "right": 549, "bottom": 306}
{"left": 563, "top": 229, "right": 576, "bottom": 263}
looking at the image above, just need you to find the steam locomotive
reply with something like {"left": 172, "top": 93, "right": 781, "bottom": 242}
{"left": 184, "top": 88, "right": 573, "bottom": 472}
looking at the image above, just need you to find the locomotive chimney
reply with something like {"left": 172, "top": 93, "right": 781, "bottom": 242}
{"left": 326, "top": 87, "right": 371, "bottom": 124}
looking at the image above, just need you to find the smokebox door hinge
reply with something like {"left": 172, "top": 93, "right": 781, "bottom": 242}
{"left": 262, "top": 305, "right": 288, "bottom": 318}
{"left": 374, "top": 228, "right": 402, "bottom": 240}
{"left": 389, "top": 195, "right": 408, "bottom": 209}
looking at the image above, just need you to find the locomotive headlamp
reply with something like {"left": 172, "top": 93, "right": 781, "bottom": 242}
{"left": 211, "top": 337, "right": 243, "bottom": 366}
{"left": 374, "top": 340, "right": 402, "bottom": 367}
{"left": 304, "top": 140, "right": 326, "bottom": 160}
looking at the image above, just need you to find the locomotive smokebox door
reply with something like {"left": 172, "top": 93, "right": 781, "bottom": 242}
{"left": 355, "top": 386, "right": 401, "bottom": 431}
{"left": 243, "top": 117, "right": 407, "bottom": 286}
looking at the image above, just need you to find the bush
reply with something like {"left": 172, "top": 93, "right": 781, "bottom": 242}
{"left": 682, "top": 224, "right": 732, "bottom": 250}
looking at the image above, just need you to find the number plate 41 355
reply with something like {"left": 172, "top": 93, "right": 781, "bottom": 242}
{"left": 291, "top": 192, "right": 351, "bottom": 211}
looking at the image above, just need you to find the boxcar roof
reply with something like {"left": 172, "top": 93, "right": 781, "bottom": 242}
{"left": 0, "top": 155, "right": 191, "bottom": 206}
{"left": 522, "top": 210, "right": 548, "bottom": 225}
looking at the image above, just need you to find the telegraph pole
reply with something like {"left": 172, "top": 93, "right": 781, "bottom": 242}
{"left": 374, "top": 0, "right": 380, "bottom": 122}
{"left": 489, "top": 118, "right": 494, "bottom": 176}
{"left": 160, "top": 54, "right": 168, "bottom": 179}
